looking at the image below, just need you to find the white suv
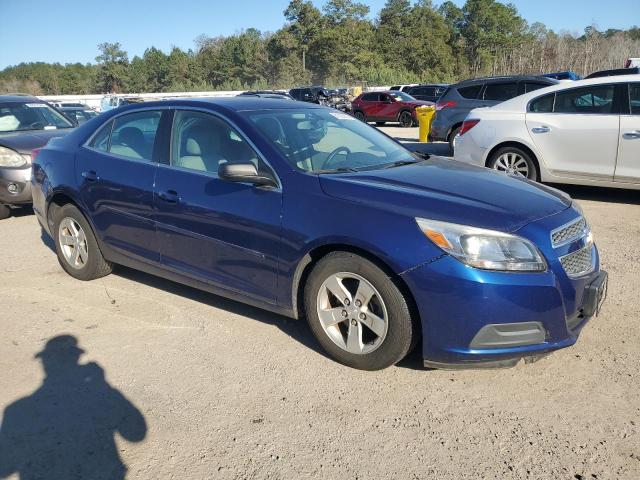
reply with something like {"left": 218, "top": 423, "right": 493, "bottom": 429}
{"left": 454, "top": 75, "right": 640, "bottom": 189}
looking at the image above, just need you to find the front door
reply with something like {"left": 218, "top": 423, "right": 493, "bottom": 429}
{"left": 526, "top": 84, "right": 620, "bottom": 180}
{"left": 614, "top": 83, "right": 640, "bottom": 183}
{"left": 77, "top": 109, "right": 168, "bottom": 264}
{"left": 154, "top": 109, "right": 282, "bottom": 303}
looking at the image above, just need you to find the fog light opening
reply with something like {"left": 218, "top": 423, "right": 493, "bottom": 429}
{"left": 7, "top": 183, "right": 18, "bottom": 194}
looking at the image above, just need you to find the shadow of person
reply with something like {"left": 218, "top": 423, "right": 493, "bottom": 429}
{"left": 0, "top": 335, "right": 147, "bottom": 479}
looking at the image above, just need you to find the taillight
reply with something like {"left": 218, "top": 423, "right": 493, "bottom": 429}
{"left": 436, "top": 100, "right": 457, "bottom": 111}
{"left": 31, "top": 148, "right": 42, "bottom": 162}
{"left": 459, "top": 119, "right": 480, "bottom": 136}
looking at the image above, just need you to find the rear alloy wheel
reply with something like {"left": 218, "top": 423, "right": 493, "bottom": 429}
{"left": 304, "top": 252, "right": 417, "bottom": 370}
{"left": 488, "top": 146, "right": 538, "bottom": 181}
{"left": 53, "top": 204, "right": 112, "bottom": 281}
{"left": 0, "top": 204, "right": 10, "bottom": 220}
{"left": 398, "top": 111, "right": 414, "bottom": 128}
{"left": 354, "top": 111, "right": 366, "bottom": 122}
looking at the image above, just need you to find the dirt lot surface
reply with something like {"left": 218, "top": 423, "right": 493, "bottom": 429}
{"left": 0, "top": 162, "right": 639, "bottom": 478}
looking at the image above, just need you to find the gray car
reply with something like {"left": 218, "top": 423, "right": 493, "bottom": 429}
{"left": 430, "top": 75, "right": 558, "bottom": 150}
{"left": 0, "top": 95, "right": 74, "bottom": 219}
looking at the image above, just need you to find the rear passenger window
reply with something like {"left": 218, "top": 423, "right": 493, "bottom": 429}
{"left": 483, "top": 82, "right": 519, "bottom": 101}
{"left": 529, "top": 94, "right": 554, "bottom": 113}
{"left": 630, "top": 84, "right": 640, "bottom": 114}
{"left": 457, "top": 85, "right": 482, "bottom": 99}
{"left": 88, "top": 120, "right": 112, "bottom": 152}
{"left": 109, "top": 111, "right": 161, "bottom": 161}
{"left": 554, "top": 85, "right": 615, "bottom": 114}
{"left": 361, "top": 93, "right": 379, "bottom": 101}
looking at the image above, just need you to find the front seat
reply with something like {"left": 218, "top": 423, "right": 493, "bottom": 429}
{"left": 177, "top": 125, "right": 222, "bottom": 173}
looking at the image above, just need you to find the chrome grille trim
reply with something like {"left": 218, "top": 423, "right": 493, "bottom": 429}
{"left": 559, "top": 244, "right": 595, "bottom": 278}
{"left": 551, "top": 216, "right": 588, "bottom": 248}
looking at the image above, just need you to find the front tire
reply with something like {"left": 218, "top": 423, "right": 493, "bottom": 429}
{"left": 0, "top": 204, "right": 10, "bottom": 220}
{"left": 53, "top": 204, "right": 112, "bottom": 281}
{"left": 487, "top": 146, "right": 538, "bottom": 181}
{"left": 304, "top": 252, "right": 417, "bottom": 370}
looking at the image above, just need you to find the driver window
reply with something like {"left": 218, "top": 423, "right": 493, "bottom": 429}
{"left": 171, "top": 110, "right": 261, "bottom": 175}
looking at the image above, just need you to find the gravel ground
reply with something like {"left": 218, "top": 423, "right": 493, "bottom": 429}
{"left": 0, "top": 156, "right": 638, "bottom": 479}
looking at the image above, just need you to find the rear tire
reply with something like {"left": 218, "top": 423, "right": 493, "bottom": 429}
{"left": 0, "top": 204, "right": 10, "bottom": 220}
{"left": 487, "top": 146, "right": 538, "bottom": 181}
{"left": 398, "top": 111, "right": 414, "bottom": 128}
{"left": 354, "top": 111, "right": 366, "bottom": 122}
{"left": 304, "top": 251, "right": 417, "bottom": 370}
{"left": 53, "top": 204, "right": 112, "bottom": 281}
{"left": 448, "top": 126, "right": 461, "bottom": 152}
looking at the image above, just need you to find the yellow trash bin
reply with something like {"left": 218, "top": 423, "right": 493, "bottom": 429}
{"left": 415, "top": 105, "right": 436, "bottom": 143}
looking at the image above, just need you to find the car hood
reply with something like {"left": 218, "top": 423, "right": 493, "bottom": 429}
{"left": 0, "top": 129, "right": 73, "bottom": 155}
{"left": 319, "top": 157, "right": 571, "bottom": 233}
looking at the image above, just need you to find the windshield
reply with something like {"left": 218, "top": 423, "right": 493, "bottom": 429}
{"left": 0, "top": 102, "right": 74, "bottom": 133}
{"left": 246, "top": 108, "right": 419, "bottom": 173}
{"left": 389, "top": 91, "right": 416, "bottom": 102}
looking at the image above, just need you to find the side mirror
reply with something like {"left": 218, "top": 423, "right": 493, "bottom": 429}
{"left": 218, "top": 162, "right": 277, "bottom": 188}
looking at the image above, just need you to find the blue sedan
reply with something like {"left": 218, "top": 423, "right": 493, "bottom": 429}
{"left": 31, "top": 98, "right": 607, "bottom": 370}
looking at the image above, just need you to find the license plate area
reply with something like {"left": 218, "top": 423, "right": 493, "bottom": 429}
{"left": 583, "top": 271, "right": 608, "bottom": 318}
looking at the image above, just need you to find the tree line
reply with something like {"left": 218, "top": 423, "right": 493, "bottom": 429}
{"left": 1, "top": 0, "right": 639, "bottom": 96}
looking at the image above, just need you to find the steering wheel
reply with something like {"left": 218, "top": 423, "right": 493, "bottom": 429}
{"left": 321, "top": 146, "right": 351, "bottom": 169}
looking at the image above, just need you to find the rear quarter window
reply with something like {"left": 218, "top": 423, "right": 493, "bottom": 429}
{"left": 630, "top": 84, "right": 640, "bottom": 114}
{"left": 529, "top": 94, "right": 554, "bottom": 113}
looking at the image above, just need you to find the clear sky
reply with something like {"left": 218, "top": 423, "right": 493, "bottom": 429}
{"left": 0, "top": 0, "right": 638, "bottom": 69}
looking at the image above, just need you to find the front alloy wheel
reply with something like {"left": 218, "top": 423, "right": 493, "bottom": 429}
{"left": 304, "top": 252, "right": 417, "bottom": 370}
{"left": 316, "top": 272, "right": 388, "bottom": 355}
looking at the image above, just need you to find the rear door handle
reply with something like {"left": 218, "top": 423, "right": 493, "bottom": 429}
{"left": 532, "top": 126, "right": 551, "bottom": 134}
{"left": 158, "top": 190, "right": 179, "bottom": 204}
{"left": 622, "top": 130, "right": 640, "bottom": 139}
{"left": 81, "top": 170, "right": 98, "bottom": 182}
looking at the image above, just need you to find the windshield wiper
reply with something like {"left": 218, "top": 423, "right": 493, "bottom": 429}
{"left": 381, "top": 159, "right": 423, "bottom": 169}
{"left": 316, "top": 167, "right": 359, "bottom": 174}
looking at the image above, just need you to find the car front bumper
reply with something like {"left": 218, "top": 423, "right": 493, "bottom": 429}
{"left": 400, "top": 240, "right": 606, "bottom": 369}
{"left": 0, "top": 164, "right": 32, "bottom": 206}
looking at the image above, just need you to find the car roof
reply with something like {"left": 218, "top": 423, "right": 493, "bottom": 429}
{"left": 114, "top": 96, "right": 324, "bottom": 113}
{"left": 0, "top": 94, "right": 41, "bottom": 103}
{"left": 487, "top": 74, "right": 640, "bottom": 112}
{"left": 453, "top": 75, "right": 558, "bottom": 87}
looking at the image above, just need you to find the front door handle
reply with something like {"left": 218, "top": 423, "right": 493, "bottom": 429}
{"left": 81, "top": 170, "right": 98, "bottom": 182}
{"left": 158, "top": 190, "right": 179, "bottom": 204}
{"left": 532, "top": 126, "right": 551, "bottom": 134}
{"left": 622, "top": 130, "right": 640, "bottom": 139}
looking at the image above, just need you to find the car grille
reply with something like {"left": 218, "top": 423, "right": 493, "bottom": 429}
{"left": 559, "top": 245, "right": 594, "bottom": 278}
{"left": 551, "top": 217, "right": 587, "bottom": 248}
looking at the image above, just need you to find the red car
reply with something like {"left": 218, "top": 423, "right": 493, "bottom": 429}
{"left": 351, "top": 91, "right": 434, "bottom": 127}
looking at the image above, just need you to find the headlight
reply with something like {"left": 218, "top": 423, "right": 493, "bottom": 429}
{"left": 416, "top": 218, "right": 546, "bottom": 272}
{"left": 0, "top": 146, "right": 27, "bottom": 167}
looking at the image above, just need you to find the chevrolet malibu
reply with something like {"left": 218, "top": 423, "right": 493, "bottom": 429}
{"left": 32, "top": 98, "right": 608, "bottom": 370}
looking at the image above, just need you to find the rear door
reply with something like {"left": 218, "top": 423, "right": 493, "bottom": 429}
{"left": 77, "top": 109, "right": 168, "bottom": 264}
{"left": 526, "top": 84, "right": 621, "bottom": 180}
{"left": 361, "top": 93, "right": 382, "bottom": 119}
{"left": 614, "top": 83, "right": 640, "bottom": 183}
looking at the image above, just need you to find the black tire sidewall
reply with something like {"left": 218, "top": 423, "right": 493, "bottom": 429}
{"left": 489, "top": 146, "right": 538, "bottom": 181}
{"left": 0, "top": 204, "right": 10, "bottom": 220}
{"left": 304, "top": 252, "right": 415, "bottom": 370}
{"left": 449, "top": 126, "right": 461, "bottom": 152}
{"left": 399, "top": 111, "right": 413, "bottom": 128}
{"left": 53, "top": 204, "right": 109, "bottom": 281}
{"left": 354, "top": 111, "right": 366, "bottom": 122}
